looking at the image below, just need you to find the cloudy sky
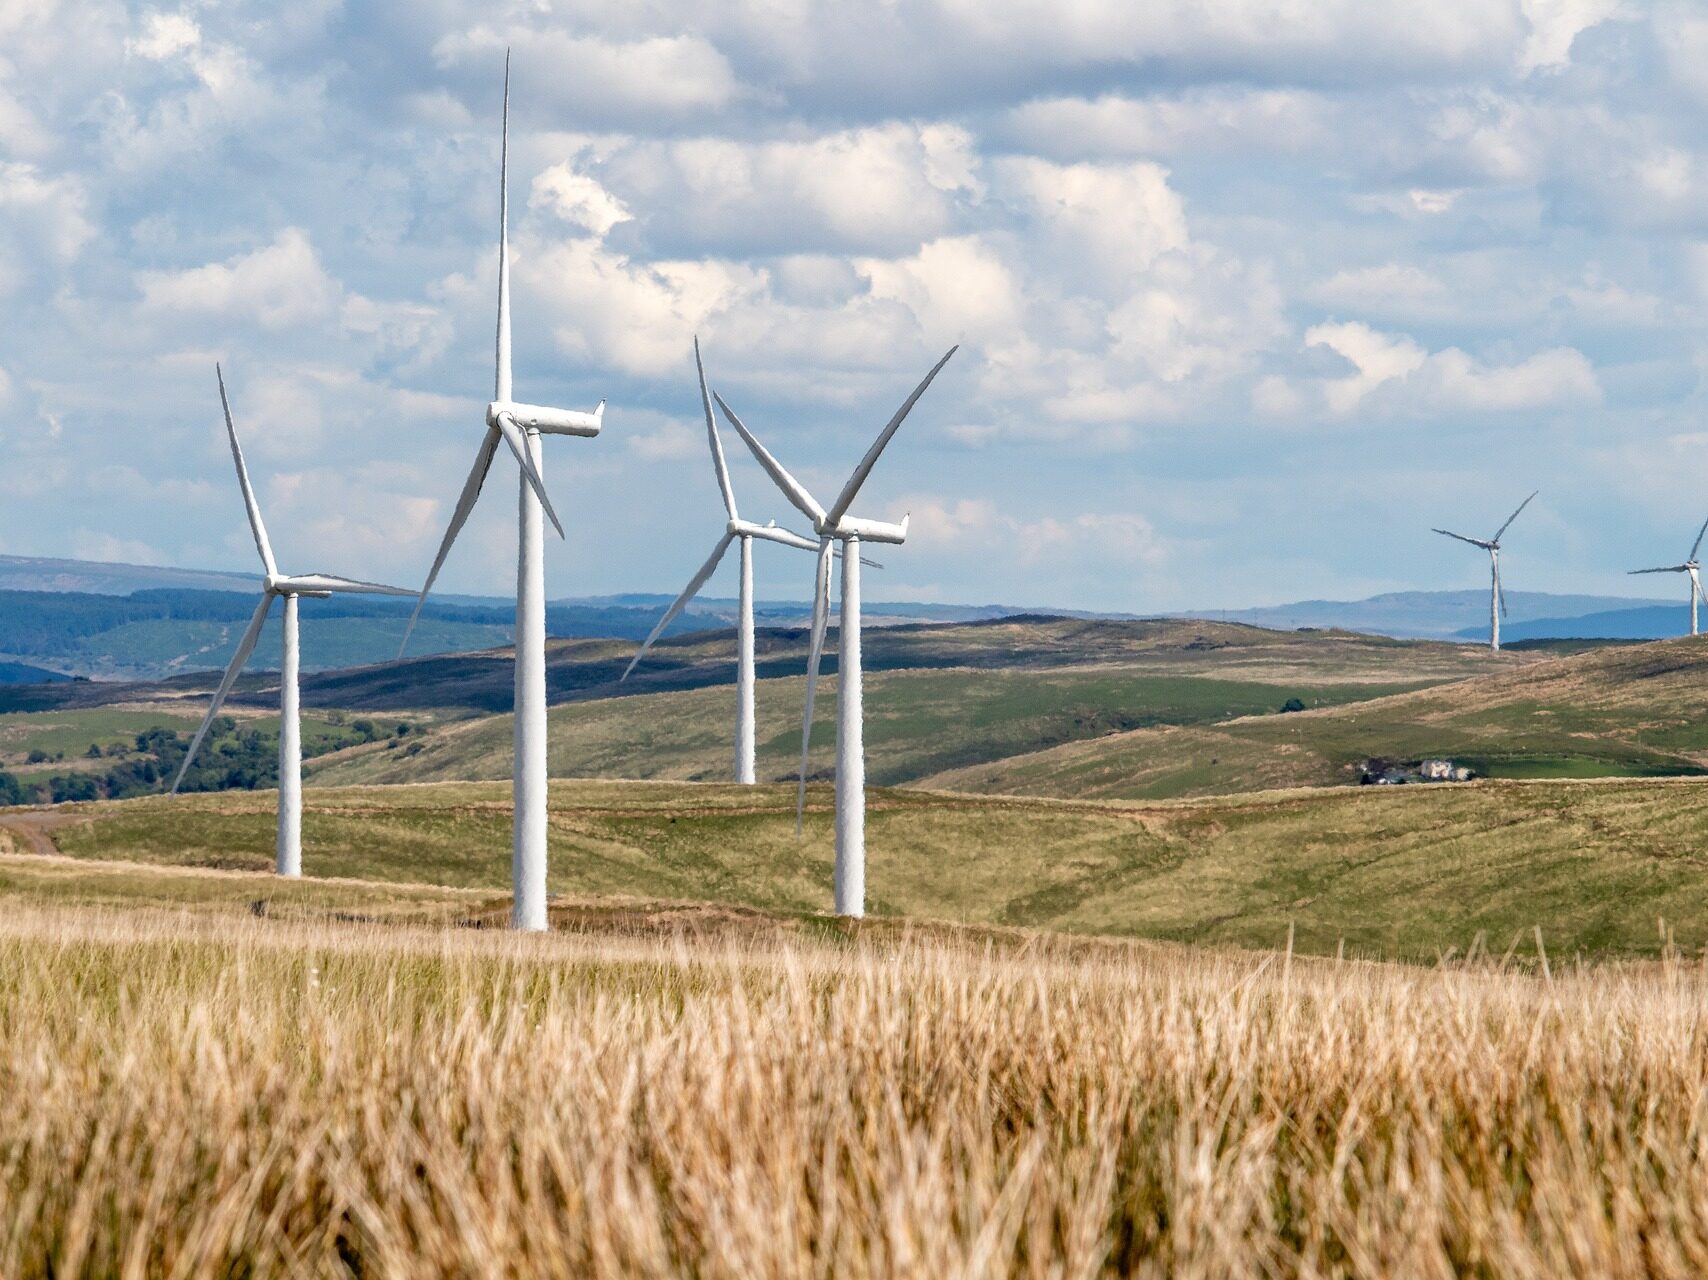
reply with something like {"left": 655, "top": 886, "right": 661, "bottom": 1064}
{"left": 1, "top": 0, "right": 1704, "bottom": 612}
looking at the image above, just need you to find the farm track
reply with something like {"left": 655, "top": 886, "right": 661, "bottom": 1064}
{"left": 0, "top": 808, "right": 79, "bottom": 857}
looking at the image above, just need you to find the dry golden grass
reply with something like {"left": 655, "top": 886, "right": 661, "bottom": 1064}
{"left": 5, "top": 900, "right": 1708, "bottom": 1277}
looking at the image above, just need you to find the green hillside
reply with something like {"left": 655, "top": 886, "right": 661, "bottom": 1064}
{"left": 15, "top": 775, "right": 1708, "bottom": 960}
{"left": 928, "top": 633, "right": 1708, "bottom": 799}
{"left": 303, "top": 618, "right": 1510, "bottom": 786}
{"left": 308, "top": 666, "right": 1440, "bottom": 788}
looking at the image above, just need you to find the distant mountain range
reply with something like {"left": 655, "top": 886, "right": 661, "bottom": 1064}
{"left": 1460, "top": 605, "right": 1700, "bottom": 643}
{"left": 0, "top": 555, "right": 1039, "bottom": 681}
{"left": 0, "top": 554, "right": 1692, "bottom": 682}
{"left": 1187, "top": 590, "right": 1681, "bottom": 640}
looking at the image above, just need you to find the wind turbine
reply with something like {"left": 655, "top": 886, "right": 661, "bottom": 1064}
{"left": 171, "top": 366, "right": 412, "bottom": 877}
{"left": 1432, "top": 491, "right": 1537, "bottom": 652}
{"left": 399, "top": 58, "right": 605, "bottom": 931}
{"left": 716, "top": 346, "right": 958, "bottom": 918}
{"left": 620, "top": 339, "right": 880, "bottom": 783}
{"left": 1629, "top": 514, "right": 1708, "bottom": 636}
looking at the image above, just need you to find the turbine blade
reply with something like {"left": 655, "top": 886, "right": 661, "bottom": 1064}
{"left": 796, "top": 537, "right": 834, "bottom": 833}
{"left": 1691, "top": 513, "right": 1708, "bottom": 562}
{"left": 748, "top": 525, "right": 822, "bottom": 553}
{"left": 621, "top": 532, "right": 734, "bottom": 681}
{"left": 827, "top": 542, "right": 884, "bottom": 570}
{"left": 1496, "top": 565, "right": 1509, "bottom": 619}
{"left": 493, "top": 412, "right": 566, "bottom": 539}
{"left": 824, "top": 346, "right": 958, "bottom": 527}
{"left": 281, "top": 573, "right": 414, "bottom": 596}
{"left": 170, "top": 593, "right": 273, "bottom": 794}
{"left": 696, "top": 337, "right": 738, "bottom": 520}
{"left": 714, "top": 392, "right": 826, "bottom": 526}
{"left": 495, "top": 50, "right": 511, "bottom": 403}
{"left": 1432, "top": 528, "right": 1492, "bottom": 549}
{"left": 398, "top": 428, "right": 500, "bottom": 659}
{"left": 215, "top": 365, "right": 277, "bottom": 577}
{"left": 1629, "top": 566, "right": 1689, "bottom": 575}
{"left": 1491, "top": 490, "right": 1538, "bottom": 543}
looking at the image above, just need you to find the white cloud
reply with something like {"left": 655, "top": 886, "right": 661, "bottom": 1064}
{"left": 859, "top": 236, "right": 1020, "bottom": 343}
{"left": 1565, "top": 277, "right": 1664, "bottom": 326}
{"left": 1412, "top": 345, "right": 1600, "bottom": 411}
{"left": 4, "top": 0, "right": 1706, "bottom": 609}
{"left": 138, "top": 228, "right": 341, "bottom": 331}
{"left": 1302, "top": 321, "right": 1599, "bottom": 416}
{"left": 434, "top": 28, "right": 742, "bottom": 122}
{"left": 624, "top": 414, "right": 702, "bottom": 462}
{"left": 1000, "top": 157, "right": 1189, "bottom": 287}
{"left": 1313, "top": 264, "right": 1450, "bottom": 312}
{"left": 0, "top": 162, "right": 95, "bottom": 288}
{"left": 902, "top": 496, "right": 1166, "bottom": 569}
{"left": 530, "top": 164, "right": 632, "bottom": 237}
{"left": 127, "top": 11, "right": 199, "bottom": 62}
{"left": 591, "top": 123, "right": 982, "bottom": 253}
{"left": 262, "top": 461, "right": 442, "bottom": 576}
{"left": 1518, "top": 0, "right": 1622, "bottom": 75}
{"left": 340, "top": 294, "right": 450, "bottom": 371}
{"left": 1307, "top": 322, "right": 1428, "bottom": 414}
{"left": 71, "top": 531, "right": 167, "bottom": 565}
{"left": 523, "top": 236, "right": 768, "bottom": 376}
{"left": 1007, "top": 90, "right": 1331, "bottom": 159}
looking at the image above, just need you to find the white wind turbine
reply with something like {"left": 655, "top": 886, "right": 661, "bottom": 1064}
{"left": 1432, "top": 490, "right": 1537, "bottom": 652}
{"left": 620, "top": 338, "right": 859, "bottom": 784}
{"left": 171, "top": 366, "right": 412, "bottom": 876}
{"left": 399, "top": 58, "right": 605, "bottom": 931}
{"left": 716, "top": 346, "right": 957, "bottom": 918}
{"left": 1629, "top": 514, "right": 1708, "bottom": 636}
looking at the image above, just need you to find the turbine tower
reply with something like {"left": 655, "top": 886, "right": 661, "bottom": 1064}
{"left": 1628, "top": 514, "right": 1708, "bottom": 636}
{"left": 621, "top": 338, "right": 841, "bottom": 784}
{"left": 172, "top": 366, "right": 412, "bottom": 876}
{"left": 400, "top": 58, "right": 605, "bottom": 931}
{"left": 1432, "top": 491, "right": 1537, "bottom": 652}
{"left": 717, "top": 346, "right": 957, "bottom": 917}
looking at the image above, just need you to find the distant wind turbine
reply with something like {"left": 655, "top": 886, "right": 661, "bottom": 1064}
{"left": 718, "top": 346, "right": 957, "bottom": 917}
{"left": 1432, "top": 490, "right": 1537, "bottom": 652}
{"left": 399, "top": 56, "right": 605, "bottom": 931}
{"left": 172, "top": 366, "right": 412, "bottom": 876}
{"left": 620, "top": 338, "right": 877, "bottom": 784}
{"left": 1629, "top": 514, "right": 1708, "bottom": 636}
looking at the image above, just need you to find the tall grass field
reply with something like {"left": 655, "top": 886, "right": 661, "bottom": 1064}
{"left": 6, "top": 897, "right": 1708, "bottom": 1276}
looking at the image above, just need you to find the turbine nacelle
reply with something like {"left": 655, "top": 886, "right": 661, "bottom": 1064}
{"left": 823, "top": 513, "right": 909, "bottom": 544}
{"left": 487, "top": 399, "right": 604, "bottom": 437}
{"left": 262, "top": 575, "right": 329, "bottom": 598}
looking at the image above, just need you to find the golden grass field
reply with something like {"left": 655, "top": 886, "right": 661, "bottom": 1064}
{"left": 6, "top": 888, "right": 1708, "bottom": 1278}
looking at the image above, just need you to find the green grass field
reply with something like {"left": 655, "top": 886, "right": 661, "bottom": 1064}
{"left": 15, "top": 774, "right": 1708, "bottom": 961}
{"left": 308, "top": 665, "right": 1439, "bottom": 789}
{"left": 0, "top": 708, "right": 203, "bottom": 766}
{"left": 930, "top": 634, "right": 1708, "bottom": 799}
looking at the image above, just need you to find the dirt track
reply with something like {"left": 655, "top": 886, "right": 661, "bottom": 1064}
{"left": 0, "top": 810, "right": 79, "bottom": 857}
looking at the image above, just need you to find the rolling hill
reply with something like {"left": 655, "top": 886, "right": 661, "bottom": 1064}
{"left": 297, "top": 617, "right": 1521, "bottom": 786}
{"left": 926, "top": 632, "right": 1708, "bottom": 799}
{"left": 12, "top": 774, "right": 1708, "bottom": 960}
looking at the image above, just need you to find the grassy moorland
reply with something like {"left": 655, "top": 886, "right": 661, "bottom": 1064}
{"left": 929, "top": 633, "right": 1708, "bottom": 799}
{"left": 305, "top": 665, "right": 1442, "bottom": 789}
{"left": 4, "top": 894, "right": 1708, "bottom": 1275}
{"left": 301, "top": 618, "right": 1511, "bottom": 788}
{"left": 15, "top": 775, "right": 1708, "bottom": 961}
